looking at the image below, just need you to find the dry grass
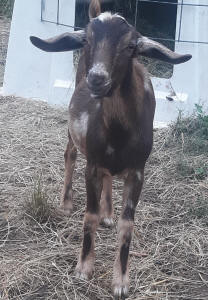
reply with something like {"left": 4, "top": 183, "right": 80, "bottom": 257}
{"left": 0, "top": 95, "right": 208, "bottom": 300}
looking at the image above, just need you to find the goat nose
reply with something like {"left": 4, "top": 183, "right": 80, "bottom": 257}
{"left": 88, "top": 71, "right": 108, "bottom": 87}
{"left": 87, "top": 64, "right": 109, "bottom": 88}
{"left": 91, "top": 74, "right": 104, "bottom": 86}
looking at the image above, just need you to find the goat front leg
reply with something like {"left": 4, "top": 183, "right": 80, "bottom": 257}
{"left": 60, "top": 132, "right": 77, "bottom": 216}
{"left": 113, "top": 169, "right": 144, "bottom": 299}
{"left": 75, "top": 164, "right": 103, "bottom": 280}
{"left": 100, "top": 174, "right": 114, "bottom": 227}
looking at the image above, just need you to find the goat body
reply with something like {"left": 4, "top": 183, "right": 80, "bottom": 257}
{"left": 30, "top": 0, "right": 191, "bottom": 298}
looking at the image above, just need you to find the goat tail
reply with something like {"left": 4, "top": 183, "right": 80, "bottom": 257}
{"left": 89, "top": 0, "right": 101, "bottom": 19}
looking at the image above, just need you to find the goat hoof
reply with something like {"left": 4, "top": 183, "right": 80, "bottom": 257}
{"left": 75, "top": 271, "right": 90, "bottom": 281}
{"left": 100, "top": 217, "right": 114, "bottom": 228}
{"left": 113, "top": 285, "right": 128, "bottom": 299}
{"left": 59, "top": 202, "right": 73, "bottom": 216}
{"left": 59, "top": 208, "right": 72, "bottom": 216}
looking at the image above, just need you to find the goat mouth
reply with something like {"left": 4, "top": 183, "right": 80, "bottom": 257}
{"left": 88, "top": 82, "right": 112, "bottom": 98}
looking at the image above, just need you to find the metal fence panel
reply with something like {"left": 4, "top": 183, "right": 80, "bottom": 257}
{"left": 41, "top": 0, "right": 208, "bottom": 44}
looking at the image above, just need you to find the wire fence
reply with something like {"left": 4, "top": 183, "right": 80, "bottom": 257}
{"left": 40, "top": 0, "right": 208, "bottom": 78}
{"left": 41, "top": 0, "right": 208, "bottom": 45}
{"left": 0, "top": 0, "right": 14, "bottom": 18}
{"left": 136, "top": 0, "right": 208, "bottom": 45}
{"left": 0, "top": 0, "right": 208, "bottom": 85}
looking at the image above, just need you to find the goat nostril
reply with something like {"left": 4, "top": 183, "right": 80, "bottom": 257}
{"left": 93, "top": 76, "right": 104, "bottom": 86}
{"left": 88, "top": 71, "right": 109, "bottom": 88}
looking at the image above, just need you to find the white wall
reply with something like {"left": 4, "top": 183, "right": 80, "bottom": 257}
{"left": 153, "top": 0, "right": 208, "bottom": 126}
{"left": 3, "top": 0, "right": 76, "bottom": 105}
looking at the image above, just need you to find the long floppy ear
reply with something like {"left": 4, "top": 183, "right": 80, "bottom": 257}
{"left": 89, "top": 0, "right": 101, "bottom": 19}
{"left": 137, "top": 37, "right": 192, "bottom": 64}
{"left": 30, "top": 31, "right": 86, "bottom": 52}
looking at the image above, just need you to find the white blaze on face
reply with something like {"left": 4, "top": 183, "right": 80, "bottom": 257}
{"left": 97, "top": 12, "right": 125, "bottom": 23}
{"left": 89, "top": 63, "right": 109, "bottom": 78}
{"left": 97, "top": 12, "right": 113, "bottom": 22}
{"left": 73, "top": 112, "right": 89, "bottom": 142}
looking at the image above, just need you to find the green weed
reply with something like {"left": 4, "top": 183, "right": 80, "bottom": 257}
{"left": 171, "top": 105, "right": 208, "bottom": 155}
{"left": 189, "top": 196, "right": 208, "bottom": 225}
{"left": 24, "top": 178, "right": 52, "bottom": 224}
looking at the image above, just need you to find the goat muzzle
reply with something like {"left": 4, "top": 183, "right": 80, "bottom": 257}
{"left": 87, "top": 69, "right": 111, "bottom": 98}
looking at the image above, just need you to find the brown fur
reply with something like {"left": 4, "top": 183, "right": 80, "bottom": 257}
{"left": 65, "top": 14, "right": 155, "bottom": 298}
{"left": 76, "top": 212, "right": 99, "bottom": 279}
{"left": 30, "top": 0, "right": 191, "bottom": 296}
{"left": 100, "top": 174, "right": 113, "bottom": 225}
{"left": 60, "top": 133, "right": 77, "bottom": 215}
{"left": 89, "top": 0, "right": 101, "bottom": 19}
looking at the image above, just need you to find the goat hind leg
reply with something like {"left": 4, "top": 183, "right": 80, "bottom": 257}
{"left": 113, "top": 169, "right": 144, "bottom": 299}
{"left": 60, "top": 132, "right": 77, "bottom": 216}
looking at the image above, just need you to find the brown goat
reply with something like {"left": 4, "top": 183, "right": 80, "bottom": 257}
{"left": 30, "top": 0, "right": 191, "bottom": 298}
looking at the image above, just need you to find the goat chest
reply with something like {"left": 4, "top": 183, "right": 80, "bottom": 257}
{"left": 69, "top": 85, "right": 154, "bottom": 176}
{"left": 86, "top": 116, "right": 153, "bottom": 176}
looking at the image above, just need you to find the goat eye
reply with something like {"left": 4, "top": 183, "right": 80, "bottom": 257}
{"left": 82, "top": 37, "right": 87, "bottom": 44}
{"left": 128, "top": 43, "right": 135, "bottom": 50}
{"left": 128, "top": 43, "right": 136, "bottom": 50}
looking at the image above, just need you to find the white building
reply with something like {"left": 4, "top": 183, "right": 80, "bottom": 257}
{"left": 2, "top": 0, "right": 208, "bottom": 125}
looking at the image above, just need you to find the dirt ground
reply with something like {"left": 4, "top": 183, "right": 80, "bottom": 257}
{"left": 0, "top": 95, "right": 208, "bottom": 300}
